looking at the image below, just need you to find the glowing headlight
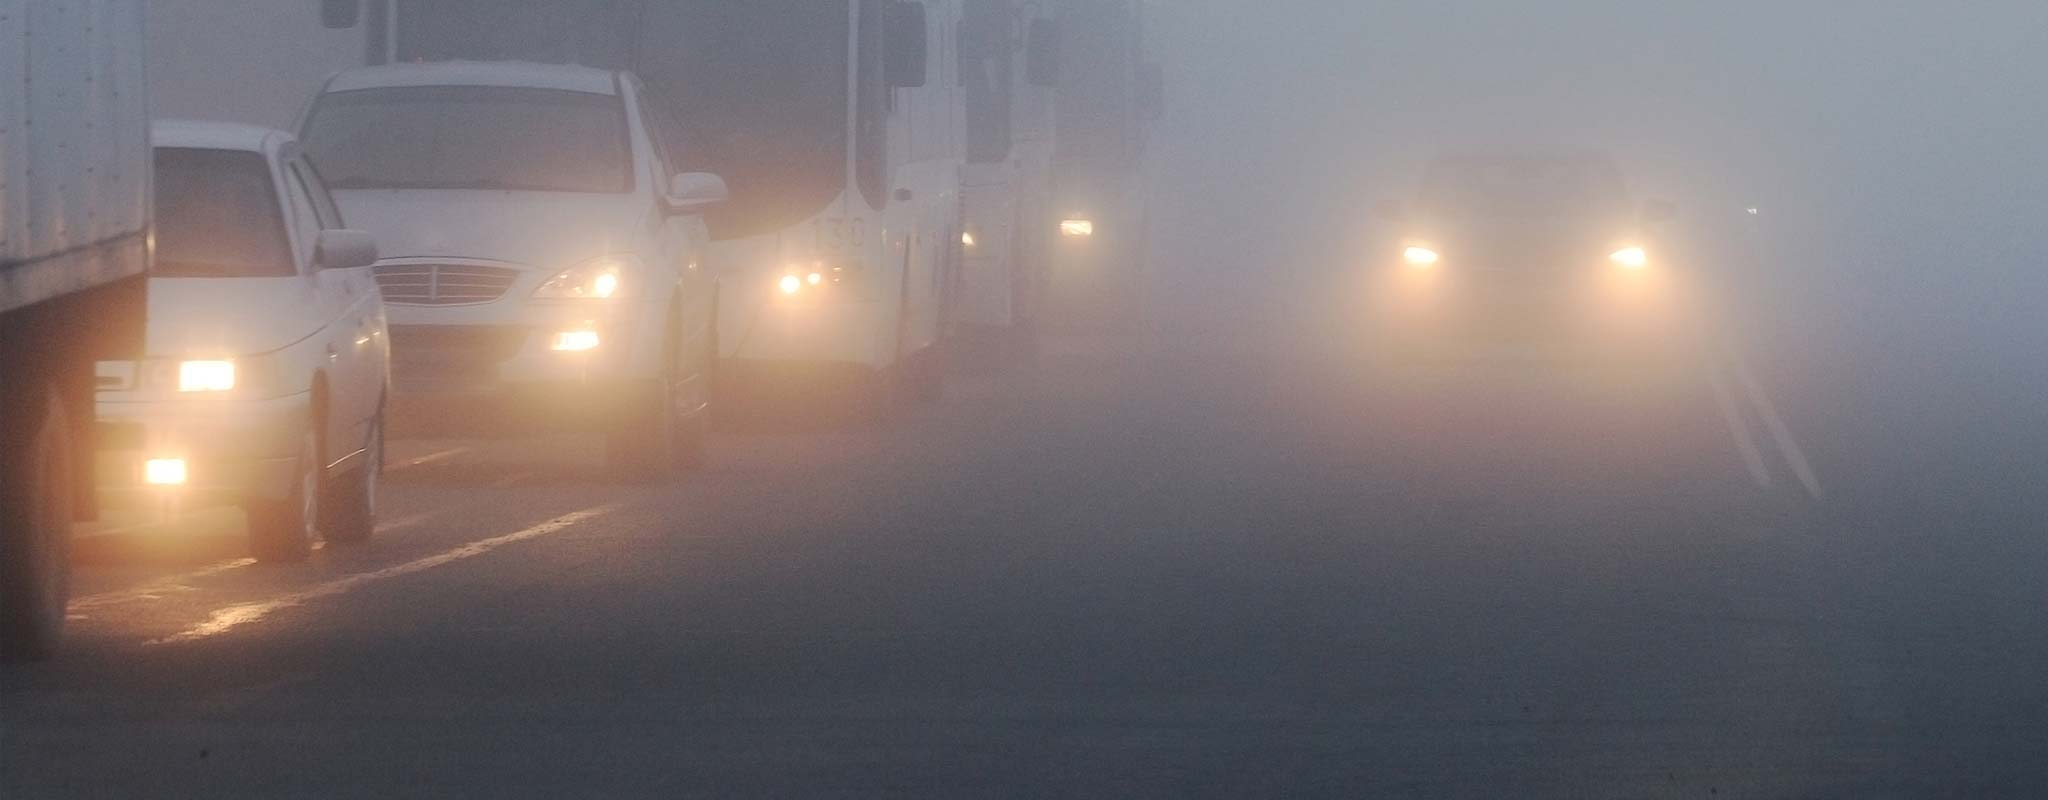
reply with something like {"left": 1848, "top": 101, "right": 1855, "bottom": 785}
{"left": 1609, "top": 246, "right": 1648, "bottom": 269}
{"left": 144, "top": 458, "right": 188, "bottom": 486}
{"left": 177, "top": 360, "right": 236, "bottom": 392}
{"left": 1060, "top": 219, "right": 1095, "bottom": 238}
{"left": 961, "top": 231, "right": 977, "bottom": 248}
{"left": 778, "top": 274, "right": 803, "bottom": 295}
{"left": 1402, "top": 246, "right": 1441, "bottom": 266}
{"left": 535, "top": 256, "right": 634, "bottom": 299}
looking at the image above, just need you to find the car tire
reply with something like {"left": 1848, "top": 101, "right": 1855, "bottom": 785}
{"left": 607, "top": 377, "right": 677, "bottom": 483}
{"left": 671, "top": 322, "right": 714, "bottom": 471}
{"left": 0, "top": 387, "right": 74, "bottom": 662}
{"left": 247, "top": 427, "right": 319, "bottom": 564}
{"left": 321, "top": 407, "right": 382, "bottom": 546}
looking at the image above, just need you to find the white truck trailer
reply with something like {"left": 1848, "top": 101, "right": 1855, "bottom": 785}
{"left": 1, "top": 0, "right": 151, "bottom": 660}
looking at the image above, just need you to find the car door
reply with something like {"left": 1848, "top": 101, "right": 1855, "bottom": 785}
{"left": 633, "top": 83, "right": 715, "bottom": 368}
{"left": 293, "top": 155, "right": 386, "bottom": 429}
{"left": 278, "top": 151, "right": 369, "bottom": 457}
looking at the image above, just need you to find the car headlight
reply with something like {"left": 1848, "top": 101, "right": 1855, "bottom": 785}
{"left": 534, "top": 255, "right": 635, "bottom": 299}
{"left": 1060, "top": 219, "right": 1095, "bottom": 238}
{"left": 1609, "top": 246, "right": 1648, "bottom": 269}
{"left": 178, "top": 360, "right": 236, "bottom": 392}
{"left": 1402, "top": 246, "right": 1441, "bottom": 266}
{"left": 158, "top": 352, "right": 279, "bottom": 396}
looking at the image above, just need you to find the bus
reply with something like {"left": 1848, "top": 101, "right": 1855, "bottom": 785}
{"left": 1044, "top": 0, "right": 1162, "bottom": 331}
{"left": 154, "top": 1, "right": 966, "bottom": 410}
{"left": 952, "top": 0, "right": 1060, "bottom": 362}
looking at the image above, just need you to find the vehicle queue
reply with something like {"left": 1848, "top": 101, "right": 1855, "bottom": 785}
{"left": 1, "top": 1, "right": 1164, "bottom": 658}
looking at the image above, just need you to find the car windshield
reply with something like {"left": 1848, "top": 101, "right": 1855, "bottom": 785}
{"left": 1418, "top": 158, "right": 1630, "bottom": 218}
{"left": 152, "top": 148, "right": 294, "bottom": 278}
{"left": 300, "top": 86, "right": 630, "bottom": 193}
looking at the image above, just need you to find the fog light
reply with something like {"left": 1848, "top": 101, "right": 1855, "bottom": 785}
{"left": 778, "top": 274, "right": 803, "bottom": 295}
{"left": 144, "top": 458, "right": 188, "bottom": 486}
{"left": 1060, "top": 219, "right": 1095, "bottom": 238}
{"left": 550, "top": 330, "right": 601, "bottom": 352}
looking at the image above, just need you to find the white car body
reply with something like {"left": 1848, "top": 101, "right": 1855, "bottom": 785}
{"left": 301, "top": 62, "right": 720, "bottom": 455}
{"left": 96, "top": 122, "right": 388, "bottom": 521}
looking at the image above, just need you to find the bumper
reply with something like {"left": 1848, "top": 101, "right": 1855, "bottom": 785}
{"left": 94, "top": 393, "right": 310, "bottom": 510}
{"left": 1365, "top": 264, "right": 1692, "bottom": 358}
{"left": 719, "top": 286, "right": 890, "bottom": 368}
{"left": 386, "top": 297, "right": 664, "bottom": 404}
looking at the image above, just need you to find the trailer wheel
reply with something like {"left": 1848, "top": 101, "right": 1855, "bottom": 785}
{"left": 0, "top": 387, "right": 75, "bottom": 661}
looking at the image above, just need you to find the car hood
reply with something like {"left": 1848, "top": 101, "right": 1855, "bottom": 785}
{"left": 332, "top": 189, "right": 647, "bottom": 271}
{"left": 145, "top": 277, "right": 324, "bottom": 358}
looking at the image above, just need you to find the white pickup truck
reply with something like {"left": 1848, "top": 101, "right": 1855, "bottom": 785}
{"left": 1, "top": 0, "right": 152, "bottom": 660}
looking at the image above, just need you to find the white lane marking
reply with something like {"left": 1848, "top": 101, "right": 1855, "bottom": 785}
{"left": 491, "top": 471, "right": 536, "bottom": 489}
{"left": 68, "top": 512, "right": 440, "bottom": 613}
{"left": 71, "top": 558, "right": 256, "bottom": 612}
{"left": 148, "top": 505, "right": 613, "bottom": 645}
{"left": 392, "top": 446, "right": 470, "bottom": 470}
{"left": 1708, "top": 361, "right": 1773, "bottom": 490}
{"left": 1726, "top": 345, "right": 1824, "bottom": 500}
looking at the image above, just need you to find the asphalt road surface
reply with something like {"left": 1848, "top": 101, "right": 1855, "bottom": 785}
{"left": 5, "top": 276, "right": 2046, "bottom": 797}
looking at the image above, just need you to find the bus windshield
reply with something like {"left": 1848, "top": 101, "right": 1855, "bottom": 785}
{"left": 394, "top": 0, "right": 850, "bottom": 239}
{"left": 301, "top": 86, "right": 632, "bottom": 193}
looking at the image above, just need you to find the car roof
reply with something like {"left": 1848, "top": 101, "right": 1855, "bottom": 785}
{"left": 151, "top": 120, "right": 291, "bottom": 155}
{"left": 324, "top": 61, "right": 620, "bottom": 96}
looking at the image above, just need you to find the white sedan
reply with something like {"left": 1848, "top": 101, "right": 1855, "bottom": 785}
{"left": 94, "top": 122, "right": 389, "bottom": 562}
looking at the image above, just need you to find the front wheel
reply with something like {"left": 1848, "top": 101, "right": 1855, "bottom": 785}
{"left": 247, "top": 428, "right": 319, "bottom": 564}
{"left": 0, "top": 387, "right": 75, "bottom": 661}
{"left": 321, "top": 407, "right": 382, "bottom": 545}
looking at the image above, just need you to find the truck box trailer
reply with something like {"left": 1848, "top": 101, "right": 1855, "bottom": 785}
{"left": 1, "top": 0, "right": 151, "bottom": 660}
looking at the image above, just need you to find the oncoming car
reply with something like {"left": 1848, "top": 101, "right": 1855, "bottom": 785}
{"left": 96, "top": 122, "right": 389, "bottom": 563}
{"left": 298, "top": 62, "right": 727, "bottom": 479}
{"left": 1370, "top": 153, "right": 1686, "bottom": 359}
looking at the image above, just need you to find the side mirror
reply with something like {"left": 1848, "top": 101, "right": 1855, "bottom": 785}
{"left": 886, "top": 2, "right": 929, "bottom": 89}
{"left": 666, "top": 172, "right": 729, "bottom": 215}
{"left": 1138, "top": 62, "right": 1166, "bottom": 121}
{"left": 1642, "top": 199, "right": 1677, "bottom": 223}
{"left": 315, "top": 229, "right": 378, "bottom": 270}
{"left": 1026, "top": 19, "right": 1061, "bottom": 88}
{"left": 319, "top": 0, "right": 361, "bottom": 29}
{"left": 1373, "top": 200, "right": 1407, "bottom": 222}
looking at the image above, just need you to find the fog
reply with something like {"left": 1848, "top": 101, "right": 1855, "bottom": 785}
{"left": 1144, "top": 0, "right": 2048, "bottom": 524}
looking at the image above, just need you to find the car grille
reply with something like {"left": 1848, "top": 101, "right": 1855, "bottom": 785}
{"left": 373, "top": 263, "right": 520, "bottom": 306}
{"left": 387, "top": 325, "right": 530, "bottom": 391}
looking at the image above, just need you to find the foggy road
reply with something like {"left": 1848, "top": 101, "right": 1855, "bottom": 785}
{"left": 8, "top": 276, "right": 2043, "bottom": 798}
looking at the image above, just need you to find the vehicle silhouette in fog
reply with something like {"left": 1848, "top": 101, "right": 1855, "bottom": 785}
{"left": 298, "top": 62, "right": 728, "bottom": 481}
{"left": 1369, "top": 153, "right": 1685, "bottom": 361}
{"left": 96, "top": 122, "right": 387, "bottom": 563}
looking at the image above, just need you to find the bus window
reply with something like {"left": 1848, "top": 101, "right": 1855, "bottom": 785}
{"left": 856, "top": 0, "right": 890, "bottom": 211}
{"left": 963, "top": 0, "right": 1014, "bottom": 165}
{"left": 394, "top": 1, "right": 854, "bottom": 240}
